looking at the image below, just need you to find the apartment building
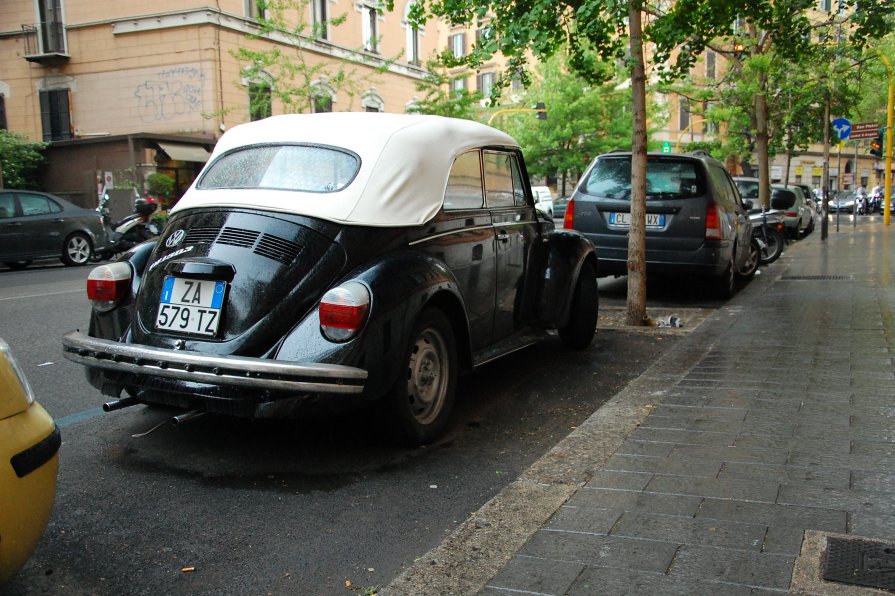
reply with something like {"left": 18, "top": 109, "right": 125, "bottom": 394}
{"left": 0, "top": 0, "right": 436, "bottom": 207}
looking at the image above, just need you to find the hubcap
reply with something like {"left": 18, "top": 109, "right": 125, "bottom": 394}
{"left": 406, "top": 327, "right": 448, "bottom": 425}
{"left": 68, "top": 237, "right": 91, "bottom": 264}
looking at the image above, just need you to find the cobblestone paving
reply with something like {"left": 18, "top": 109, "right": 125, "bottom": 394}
{"left": 484, "top": 222, "right": 895, "bottom": 595}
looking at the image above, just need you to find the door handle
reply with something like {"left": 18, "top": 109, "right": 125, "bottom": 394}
{"left": 496, "top": 232, "right": 509, "bottom": 242}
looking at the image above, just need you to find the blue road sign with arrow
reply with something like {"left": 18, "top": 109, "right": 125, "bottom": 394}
{"left": 832, "top": 117, "right": 852, "bottom": 140}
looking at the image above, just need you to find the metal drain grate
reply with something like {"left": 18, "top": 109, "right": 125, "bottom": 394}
{"left": 781, "top": 275, "right": 853, "bottom": 281}
{"left": 823, "top": 537, "right": 895, "bottom": 590}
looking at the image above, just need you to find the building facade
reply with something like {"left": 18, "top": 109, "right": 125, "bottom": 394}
{"left": 0, "top": 0, "right": 437, "bottom": 207}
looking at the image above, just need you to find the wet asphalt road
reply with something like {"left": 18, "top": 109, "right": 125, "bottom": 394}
{"left": 0, "top": 261, "right": 722, "bottom": 595}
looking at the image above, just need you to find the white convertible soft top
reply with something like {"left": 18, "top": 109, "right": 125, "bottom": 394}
{"left": 172, "top": 112, "right": 519, "bottom": 226}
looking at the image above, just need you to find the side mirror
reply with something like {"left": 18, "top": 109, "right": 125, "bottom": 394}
{"left": 743, "top": 200, "right": 754, "bottom": 211}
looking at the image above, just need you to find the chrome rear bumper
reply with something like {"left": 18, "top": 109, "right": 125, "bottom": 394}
{"left": 62, "top": 331, "right": 366, "bottom": 394}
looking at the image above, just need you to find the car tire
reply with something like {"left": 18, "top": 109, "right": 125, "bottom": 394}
{"left": 805, "top": 217, "right": 815, "bottom": 235}
{"left": 61, "top": 233, "right": 93, "bottom": 266}
{"left": 736, "top": 238, "right": 760, "bottom": 279}
{"left": 386, "top": 307, "right": 457, "bottom": 446}
{"left": 559, "top": 260, "right": 598, "bottom": 350}
{"left": 711, "top": 260, "right": 735, "bottom": 299}
{"left": 3, "top": 261, "right": 32, "bottom": 270}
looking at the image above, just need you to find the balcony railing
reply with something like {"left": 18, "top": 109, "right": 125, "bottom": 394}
{"left": 22, "top": 22, "right": 69, "bottom": 63}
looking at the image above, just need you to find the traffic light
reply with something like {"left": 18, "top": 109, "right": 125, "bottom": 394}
{"left": 532, "top": 102, "right": 547, "bottom": 120}
{"left": 870, "top": 128, "right": 884, "bottom": 157}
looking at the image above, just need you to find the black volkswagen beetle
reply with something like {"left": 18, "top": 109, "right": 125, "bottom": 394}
{"left": 63, "top": 113, "right": 598, "bottom": 445}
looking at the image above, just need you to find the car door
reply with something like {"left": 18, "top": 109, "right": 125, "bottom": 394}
{"left": 16, "top": 192, "right": 65, "bottom": 257}
{"left": 483, "top": 149, "right": 539, "bottom": 342}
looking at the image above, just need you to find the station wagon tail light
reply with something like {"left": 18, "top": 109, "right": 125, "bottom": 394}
{"left": 705, "top": 202, "right": 722, "bottom": 239}
{"left": 319, "top": 281, "right": 371, "bottom": 342}
{"left": 87, "top": 262, "right": 132, "bottom": 312}
{"left": 563, "top": 198, "right": 575, "bottom": 229}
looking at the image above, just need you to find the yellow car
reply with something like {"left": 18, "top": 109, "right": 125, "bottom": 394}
{"left": 0, "top": 338, "right": 60, "bottom": 585}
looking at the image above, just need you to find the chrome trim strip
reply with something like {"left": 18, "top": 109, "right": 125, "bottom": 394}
{"left": 408, "top": 220, "right": 535, "bottom": 247}
{"left": 62, "top": 331, "right": 366, "bottom": 394}
{"left": 408, "top": 224, "right": 493, "bottom": 246}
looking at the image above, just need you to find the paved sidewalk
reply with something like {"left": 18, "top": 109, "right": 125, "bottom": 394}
{"left": 386, "top": 219, "right": 895, "bottom": 595}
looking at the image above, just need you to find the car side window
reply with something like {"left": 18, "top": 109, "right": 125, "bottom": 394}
{"left": 483, "top": 150, "right": 517, "bottom": 208}
{"left": 444, "top": 150, "right": 484, "bottom": 210}
{"left": 19, "top": 193, "right": 57, "bottom": 216}
{"left": 707, "top": 166, "right": 735, "bottom": 207}
{"left": 0, "top": 194, "right": 14, "bottom": 219}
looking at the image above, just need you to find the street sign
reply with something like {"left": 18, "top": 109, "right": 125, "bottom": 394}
{"left": 661, "top": 141, "right": 671, "bottom": 154}
{"left": 849, "top": 122, "right": 880, "bottom": 140}
{"left": 832, "top": 117, "right": 852, "bottom": 140}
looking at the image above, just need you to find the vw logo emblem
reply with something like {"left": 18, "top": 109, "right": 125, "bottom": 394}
{"left": 166, "top": 229, "right": 187, "bottom": 248}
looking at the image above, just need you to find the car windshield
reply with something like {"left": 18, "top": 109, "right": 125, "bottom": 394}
{"left": 198, "top": 144, "right": 360, "bottom": 192}
{"left": 736, "top": 180, "right": 760, "bottom": 200}
{"left": 582, "top": 156, "right": 705, "bottom": 200}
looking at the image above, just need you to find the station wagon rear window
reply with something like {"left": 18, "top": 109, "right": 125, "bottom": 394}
{"left": 583, "top": 157, "right": 706, "bottom": 200}
{"left": 198, "top": 144, "right": 360, "bottom": 193}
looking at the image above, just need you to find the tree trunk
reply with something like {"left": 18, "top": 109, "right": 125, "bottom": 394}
{"left": 626, "top": 1, "right": 648, "bottom": 326}
{"left": 754, "top": 83, "right": 771, "bottom": 210}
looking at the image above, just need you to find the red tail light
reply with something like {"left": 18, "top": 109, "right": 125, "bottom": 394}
{"left": 705, "top": 202, "right": 722, "bottom": 239}
{"left": 319, "top": 281, "right": 371, "bottom": 342}
{"left": 87, "top": 262, "right": 133, "bottom": 312}
{"left": 784, "top": 211, "right": 797, "bottom": 218}
{"left": 563, "top": 198, "right": 575, "bottom": 229}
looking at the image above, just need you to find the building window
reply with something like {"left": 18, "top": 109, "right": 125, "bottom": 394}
{"left": 678, "top": 97, "right": 690, "bottom": 131}
{"left": 0, "top": 95, "right": 6, "bottom": 130}
{"left": 818, "top": 0, "right": 831, "bottom": 11}
{"left": 246, "top": 0, "right": 267, "bottom": 20}
{"left": 449, "top": 33, "right": 466, "bottom": 58}
{"left": 702, "top": 101, "right": 718, "bottom": 134}
{"left": 475, "top": 26, "right": 492, "bottom": 47}
{"left": 312, "top": 0, "right": 328, "bottom": 39}
{"left": 38, "top": 0, "right": 66, "bottom": 54}
{"left": 361, "top": 2, "right": 379, "bottom": 53}
{"left": 477, "top": 72, "right": 495, "bottom": 99}
{"left": 39, "top": 88, "right": 72, "bottom": 141}
{"left": 362, "top": 89, "right": 384, "bottom": 112}
{"left": 407, "top": 25, "right": 420, "bottom": 65}
{"left": 705, "top": 50, "right": 716, "bottom": 80}
{"left": 450, "top": 76, "right": 467, "bottom": 96}
{"left": 249, "top": 83, "right": 272, "bottom": 121}
{"left": 314, "top": 95, "right": 333, "bottom": 113}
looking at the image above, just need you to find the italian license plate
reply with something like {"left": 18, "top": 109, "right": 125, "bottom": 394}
{"left": 609, "top": 212, "right": 666, "bottom": 228}
{"left": 155, "top": 276, "right": 226, "bottom": 336}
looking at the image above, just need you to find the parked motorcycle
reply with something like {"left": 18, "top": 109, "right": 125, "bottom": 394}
{"left": 745, "top": 192, "right": 788, "bottom": 265}
{"left": 93, "top": 194, "right": 160, "bottom": 261}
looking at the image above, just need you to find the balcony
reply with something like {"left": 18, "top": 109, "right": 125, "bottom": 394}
{"left": 22, "top": 22, "right": 70, "bottom": 65}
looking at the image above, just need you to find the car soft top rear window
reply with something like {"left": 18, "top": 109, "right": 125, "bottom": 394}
{"left": 197, "top": 144, "right": 360, "bottom": 193}
{"left": 582, "top": 156, "right": 706, "bottom": 200}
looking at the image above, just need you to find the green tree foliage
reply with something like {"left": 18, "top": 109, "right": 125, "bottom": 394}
{"left": 0, "top": 130, "right": 46, "bottom": 190}
{"left": 405, "top": 57, "right": 484, "bottom": 119}
{"left": 498, "top": 53, "right": 633, "bottom": 195}
{"left": 232, "top": 0, "right": 392, "bottom": 116}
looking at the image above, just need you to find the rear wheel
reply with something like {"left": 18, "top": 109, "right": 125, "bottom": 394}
{"left": 757, "top": 227, "right": 784, "bottom": 265}
{"left": 736, "top": 239, "right": 760, "bottom": 279}
{"left": 386, "top": 308, "right": 457, "bottom": 446}
{"left": 710, "top": 260, "right": 735, "bottom": 299}
{"left": 61, "top": 232, "right": 92, "bottom": 266}
{"left": 559, "top": 260, "right": 598, "bottom": 349}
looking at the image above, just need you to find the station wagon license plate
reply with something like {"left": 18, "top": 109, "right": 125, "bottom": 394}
{"left": 155, "top": 276, "right": 226, "bottom": 336}
{"left": 609, "top": 212, "right": 665, "bottom": 228}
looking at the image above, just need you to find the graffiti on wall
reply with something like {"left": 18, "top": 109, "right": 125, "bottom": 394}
{"left": 135, "top": 66, "right": 205, "bottom": 123}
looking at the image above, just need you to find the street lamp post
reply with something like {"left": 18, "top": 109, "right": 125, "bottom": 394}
{"left": 878, "top": 50, "right": 893, "bottom": 226}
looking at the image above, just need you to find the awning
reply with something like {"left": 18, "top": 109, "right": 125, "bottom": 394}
{"left": 157, "top": 142, "right": 211, "bottom": 163}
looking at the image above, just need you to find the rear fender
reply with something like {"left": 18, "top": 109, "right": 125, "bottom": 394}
{"left": 540, "top": 230, "right": 597, "bottom": 328}
{"left": 275, "top": 251, "right": 470, "bottom": 399}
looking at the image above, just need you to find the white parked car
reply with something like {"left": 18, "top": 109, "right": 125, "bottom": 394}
{"left": 531, "top": 186, "right": 555, "bottom": 219}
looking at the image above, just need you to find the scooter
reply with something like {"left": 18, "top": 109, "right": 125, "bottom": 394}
{"left": 745, "top": 198, "right": 786, "bottom": 265}
{"left": 93, "top": 194, "right": 160, "bottom": 261}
